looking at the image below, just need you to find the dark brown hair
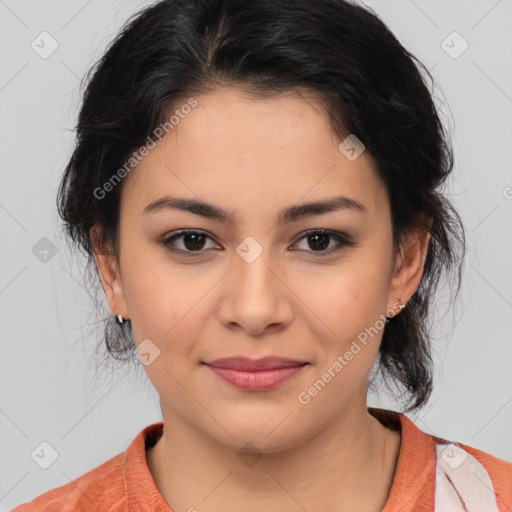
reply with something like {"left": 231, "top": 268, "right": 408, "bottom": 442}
{"left": 57, "top": 0, "right": 466, "bottom": 411}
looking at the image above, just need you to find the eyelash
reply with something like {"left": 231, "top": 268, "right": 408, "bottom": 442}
{"left": 160, "top": 229, "right": 356, "bottom": 258}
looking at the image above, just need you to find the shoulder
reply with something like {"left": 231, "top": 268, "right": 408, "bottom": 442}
{"left": 402, "top": 412, "right": 512, "bottom": 511}
{"left": 11, "top": 423, "right": 165, "bottom": 512}
{"left": 10, "top": 451, "right": 127, "bottom": 512}
{"left": 446, "top": 440, "right": 512, "bottom": 510}
{"left": 458, "top": 440, "right": 512, "bottom": 478}
{"left": 373, "top": 408, "right": 512, "bottom": 512}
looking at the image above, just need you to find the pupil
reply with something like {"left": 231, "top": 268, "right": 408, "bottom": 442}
{"left": 309, "top": 234, "right": 329, "bottom": 251}
{"left": 184, "top": 233, "right": 205, "bottom": 250}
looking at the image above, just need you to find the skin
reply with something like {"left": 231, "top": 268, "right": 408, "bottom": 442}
{"left": 92, "top": 87, "right": 431, "bottom": 512}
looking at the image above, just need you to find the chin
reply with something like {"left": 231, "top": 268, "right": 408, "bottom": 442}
{"left": 207, "top": 415, "right": 310, "bottom": 455}
{"left": 224, "top": 432, "right": 302, "bottom": 455}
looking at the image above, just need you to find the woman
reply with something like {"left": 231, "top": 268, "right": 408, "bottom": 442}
{"left": 13, "top": 0, "right": 511, "bottom": 510}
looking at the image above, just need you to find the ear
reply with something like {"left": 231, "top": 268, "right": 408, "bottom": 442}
{"left": 387, "top": 221, "right": 432, "bottom": 316}
{"left": 90, "top": 224, "right": 129, "bottom": 320}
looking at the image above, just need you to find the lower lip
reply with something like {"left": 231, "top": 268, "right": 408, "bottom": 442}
{"left": 205, "top": 364, "right": 307, "bottom": 390}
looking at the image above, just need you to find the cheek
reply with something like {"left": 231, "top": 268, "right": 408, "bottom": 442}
{"left": 294, "top": 252, "right": 391, "bottom": 377}
{"left": 122, "top": 261, "right": 211, "bottom": 402}
{"left": 127, "top": 278, "right": 207, "bottom": 346}
{"left": 120, "top": 247, "right": 219, "bottom": 367}
{"left": 300, "top": 254, "right": 390, "bottom": 328}
{"left": 119, "top": 246, "right": 175, "bottom": 336}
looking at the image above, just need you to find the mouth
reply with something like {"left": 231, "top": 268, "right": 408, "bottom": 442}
{"left": 204, "top": 356, "right": 308, "bottom": 371}
{"left": 202, "top": 356, "right": 309, "bottom": 390}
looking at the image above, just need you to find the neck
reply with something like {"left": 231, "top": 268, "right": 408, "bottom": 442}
{"left": 147, "top": 401, "right": 401, "bottom": 512}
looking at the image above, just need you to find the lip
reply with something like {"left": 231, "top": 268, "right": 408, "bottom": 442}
{"left": 204, "top": 356, "right": 308, "bottom": 371}
{"left": 203, "top": 357, "right": 309, "bottom": 390}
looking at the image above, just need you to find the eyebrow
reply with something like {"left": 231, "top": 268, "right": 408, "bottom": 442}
{"left": 143, "top": 195, "right": 367, "bottom": 224}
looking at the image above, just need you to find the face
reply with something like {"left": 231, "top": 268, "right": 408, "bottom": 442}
{"left": 93, "top": 87, "right": 429, "bottom": 452}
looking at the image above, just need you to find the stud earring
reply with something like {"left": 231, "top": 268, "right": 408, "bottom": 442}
{"left": 117, "top": 314, "right": 124, "bottom": 324}
{"left": 386, "top": 299, "right": 407, "bottom": 320}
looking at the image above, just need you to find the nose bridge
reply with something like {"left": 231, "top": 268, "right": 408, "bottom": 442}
{"left": 217, "top": 233, "right": 293, "bottom": 334}
{"left": 233, "top": 234, "right": 277, "bottom": 295}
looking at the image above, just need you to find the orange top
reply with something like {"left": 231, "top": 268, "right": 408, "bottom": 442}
{"left": 12, "top": 408, "right": 512, "bottom": 512}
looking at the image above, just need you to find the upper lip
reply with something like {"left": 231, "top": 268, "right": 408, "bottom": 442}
{"left": 204, "top": 356, "right": 308, "bottom": 371}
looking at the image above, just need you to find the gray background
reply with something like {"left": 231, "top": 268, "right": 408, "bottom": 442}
{"left": 1, "top": 0, "right": 511, "bottom": 509}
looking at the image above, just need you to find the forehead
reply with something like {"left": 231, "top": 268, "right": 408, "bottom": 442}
{"left": 121, "top": 88, "right": 385, "bottom": 219}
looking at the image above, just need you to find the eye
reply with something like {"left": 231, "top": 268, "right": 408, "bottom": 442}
{"left": 160, "top": 229, "right": 220, "bottom": 257}
{"left": 291, "top": 230, "right": 356, "bottom": 256}
{"left": 160, "top": 228, "right": 356, "bottom": 258}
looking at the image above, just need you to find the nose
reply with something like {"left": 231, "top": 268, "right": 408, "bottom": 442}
{"left": 216, "top": 242, "right": 294, "bottom": 337}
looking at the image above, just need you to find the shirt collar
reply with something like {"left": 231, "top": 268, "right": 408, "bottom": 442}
{"left": 123, "top": 409, "right": 438, "bottom": 512}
